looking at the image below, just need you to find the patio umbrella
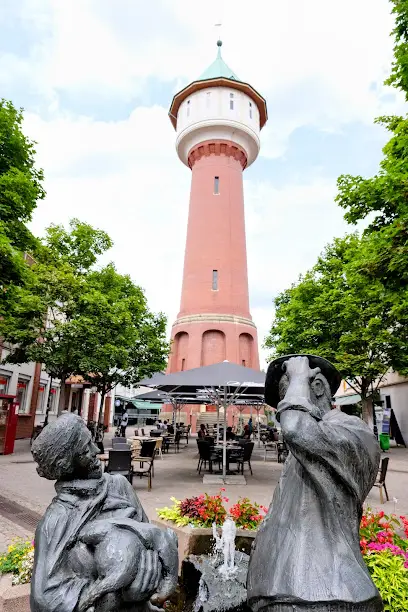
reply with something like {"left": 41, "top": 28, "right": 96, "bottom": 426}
{"left": 138, "top": 361, "right": 265, "bottom": 481}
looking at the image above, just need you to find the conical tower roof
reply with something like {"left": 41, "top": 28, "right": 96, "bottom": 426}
{"left": 198, "top": 40, "right": 239, "bottom": 82}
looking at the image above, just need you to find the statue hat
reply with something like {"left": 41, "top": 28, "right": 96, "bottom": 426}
{"left": 265, "top": 354, "right": 342, "bottom": 409}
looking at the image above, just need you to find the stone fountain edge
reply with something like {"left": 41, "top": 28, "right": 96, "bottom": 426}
{"left": 152, "top": 518, "right": 257, "bottom": 572}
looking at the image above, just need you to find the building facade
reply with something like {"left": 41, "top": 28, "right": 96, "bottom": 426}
{"left": 335, "top": 372, "right": 408, "bottom": 446}
{"left": 167, "top": 41, "right": 267, "bottom": 373}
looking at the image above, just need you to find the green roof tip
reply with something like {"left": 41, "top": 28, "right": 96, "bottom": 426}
{"left": 198, "top": 40, "right": 240, "bottom": 82}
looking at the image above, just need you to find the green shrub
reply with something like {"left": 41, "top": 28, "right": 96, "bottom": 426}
{"left": 364, "top": 550, "right": 408, "bottom": 611}
{"left": 0, "top": 539, "right": 34, "bottom": 584}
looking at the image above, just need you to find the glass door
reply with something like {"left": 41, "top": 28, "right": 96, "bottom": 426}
{"left": 0, "top": 397, "right": 10, "bottom": 454}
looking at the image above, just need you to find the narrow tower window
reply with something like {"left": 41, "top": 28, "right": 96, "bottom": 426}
{"left": 186, "top": 100, "right": 190, "bottom": 117}
{"left": 181, "top": 358, "right": 186, "bottom": 371}
{"left": 212, "top": 270, "right": 218, "bottom": 291}
{"left": 249, "top": 101, "right": 252, "bottom": 119}
{"left": 206, "top": 92, "right": 211, "bottom": 108}
{"left": 230, "top": 92, "right": 234, "bottom": 110}
{"left": 214, "top": 176, "right": 219, "bottom": 194}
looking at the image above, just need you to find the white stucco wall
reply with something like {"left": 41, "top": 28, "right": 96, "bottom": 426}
{"left": 380, "top": 382, "right": 408, "bottom": 446}
{"left": 175, "top": 86, "right": 261, "bottom": 167}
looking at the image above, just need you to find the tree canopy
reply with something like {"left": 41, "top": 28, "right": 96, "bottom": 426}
{"left": 335, "top": 0, "right": 408, "bottom": 376}
{"left": 0, "top": 99, "right": 44, "bottom": 297}
{"left": 1, "top": 218, "right": 168, "bottom": 421}
{"left": 265, "top": 235, "right": 404, "bottom": 425}
{"left": 70, "top": 264, "right": 169, "bottom": 423}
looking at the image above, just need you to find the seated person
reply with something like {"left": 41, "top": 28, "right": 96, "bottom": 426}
{"left": 197, "top": 423, "right": 208, "bottom": 439}
{"left": 31, "top": 414, "right": 178, "bottom": 612}
{"left": 226, "top": 426, "right": 235, "bottom": 441}
{"left": 167, "top": 423, "right": 175, "bottom": 434}
{"left": 243, "top": 424, "right": 252, "bottom": 439}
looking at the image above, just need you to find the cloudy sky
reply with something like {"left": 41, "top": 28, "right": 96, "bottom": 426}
{"left": 1, "top": 0, "right": 404, "bottom": 367}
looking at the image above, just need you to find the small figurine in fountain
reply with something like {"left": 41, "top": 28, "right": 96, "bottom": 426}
{"left": 247, "top": 355, "right": 383, "bottom": 612}
{"left": 212, "top": 517, "right": 237, "bottom": 577}
{"left": 30, "top": 413, "right": 178, "bottom": 612}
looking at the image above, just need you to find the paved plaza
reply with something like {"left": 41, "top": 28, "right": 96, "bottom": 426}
{"left": 1, "top": 430, "right": 407, "bottom": 553}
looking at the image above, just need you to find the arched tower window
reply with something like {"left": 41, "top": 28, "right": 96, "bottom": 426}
{"left": 186, "top": 100, "right": 190, "bottom": 117}
{"left": 173, "top": 331, "right": 189, "bottom": 372}
{"left": 239, "top": 333, "right": 254, "bottom": 368}
{"left": 229, "top": 92, "right": 234, "bottom": 110}
{"left": 201, "top": 330, "right": 226, "bottom": 366}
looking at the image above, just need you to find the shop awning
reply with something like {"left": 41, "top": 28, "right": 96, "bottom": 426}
{"left": 334, "top": 393, "right": 361, "bottom": 406}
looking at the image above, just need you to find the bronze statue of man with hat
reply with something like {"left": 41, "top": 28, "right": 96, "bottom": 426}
{"left": 247, "top": 355, "right": 383, "bottom": 612}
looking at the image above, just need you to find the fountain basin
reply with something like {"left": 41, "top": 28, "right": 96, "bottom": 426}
{"left": 180, "top": 553, "right": 251, "bottom": 612}
{"left": 152, "top": 519, "right": 257, "bottom": 572}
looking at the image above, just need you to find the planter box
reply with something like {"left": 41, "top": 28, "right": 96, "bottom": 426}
{"left": 0, "top": 575, "right": 30, "bottom": 612}
{"left": 152, "top": 518, "right": 257, "bottom": 572}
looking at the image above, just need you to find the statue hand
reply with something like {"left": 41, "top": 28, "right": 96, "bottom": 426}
{"left": 123, "top": 549, "right": 161, "bottom": 603}
{"left": 283, "top": 356, "right": 320, "bottom": 382}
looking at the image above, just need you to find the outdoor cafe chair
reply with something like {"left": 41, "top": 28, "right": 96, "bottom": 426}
{"left": 112, "top": 437, "right": 125, "bottom": 447}
{"left": 181, "top": 425, "right": 191, "bottom": 444}
{"left": 149, "top": 430, "right": 161, "bottom": 438}
{"left": 155, "top": 437, "right": 163, "bottom": 460}
{"left": 373, "top": 457, "right": 390, "bottom": 503}
{"left": 167, "top": 431, "right": 182, "bottom": 453}
{"left": 134, "top": 428, "right": 139, "bottom": 437}
{"left": 141, "top": 428, "right": 146, "bottom": 436}
{"left": 139, "top": 440, "right": 157, "bottom": 477}
{"left": 132, "top": 452, "right": 154, "bottom": 491}
{"left": 226, "top": 446, "right": 244, "bottom": 473}
{"left": 277, "top": 441, "right": 289, "bottom": 464}
{"left": 264, "top": 441, "right": 278, "bottom": 461}
{"left": 114, "top": 442, "right": 131, "bottom": 451}
{"left": 197, "top": 440, "right": 218, "bottom": 474}
{"left": 237, "top": 442, "right": 254, "bottom": 475}
{"left": 106, "top": 449, "right": 133, "bottom": 483}
{"left": 204, "top": 436, "right": 215, "bottom": 446}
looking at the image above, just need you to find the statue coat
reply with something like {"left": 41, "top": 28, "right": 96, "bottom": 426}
{"left": 247, "top": 402, "right": 383, "bottom": 612}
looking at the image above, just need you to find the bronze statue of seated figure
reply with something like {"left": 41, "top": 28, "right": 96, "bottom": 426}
{"left": 30, "top": 413, "right": 178, "bottom": 612}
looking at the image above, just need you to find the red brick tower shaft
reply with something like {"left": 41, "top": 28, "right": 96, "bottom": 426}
{"left": 167, "top": 41, "right": 267, "bottom": 374}
{"left": 180, "top": 142, "right": 250, "bottom": 320}
{"left": 168, "top": 141, "right": 259, "bottom": 372}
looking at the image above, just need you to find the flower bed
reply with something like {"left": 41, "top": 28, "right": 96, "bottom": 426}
{"left": 1, "top": 508, "right": 407, "bottom": 612}
{"left": 0, "top": 541, "right": 33, "bottom": 586}
{"left": 156, "top": 490, "right": 267, "bottom": 530}
{"left": 360, "top": 509, "right": 408, "bottom": 611}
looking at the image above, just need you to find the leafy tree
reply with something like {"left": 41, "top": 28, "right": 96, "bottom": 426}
{"left": 69, "top": 264, "right": 169, "bottom": 424}
{"left": 42, "top": 218, "right": 112, "bottom": 273}
{"left": 0, "top": 99, "right": 44, "bottom": 293}
{"left": 335, "top": 0, "right": 408, "bottom": 375}
{"left": 265, "top": 235, "right": 404, "bottom": 427}
{"left": 1, "top": 220, "right": 112, "bottom": 413}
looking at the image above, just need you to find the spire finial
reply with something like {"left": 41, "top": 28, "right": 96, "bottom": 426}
{"left": 215, "top": 23, "right": 222, "bottom": 57}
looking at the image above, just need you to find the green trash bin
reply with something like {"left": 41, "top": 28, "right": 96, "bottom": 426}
{"left": 379, "top": 433, "right": 390, "bottom": 451}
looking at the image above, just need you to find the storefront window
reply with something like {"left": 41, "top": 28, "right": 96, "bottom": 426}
{"left": 36, "top": 383, "right": 47, "bottom": 413}
{"left": 16, "top": 377, "right": 30, "bottom": 414}
{"left": 0, "top": 374, "right": 10, "bottom": 394}
{"left": 49, "top": 387, "right": 58, "bottom": 414}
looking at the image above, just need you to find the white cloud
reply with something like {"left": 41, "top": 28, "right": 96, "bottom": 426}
{"left": 2, "top": 0, "right": 406, "bottom": 371}
{"left": 3, "top": 0, "right": 404, "bottom": 152}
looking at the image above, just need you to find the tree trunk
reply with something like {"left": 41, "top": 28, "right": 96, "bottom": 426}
{"left": 98, "top": 389, "right": 106, "bottom": 426}
{"left": 58, "top": 381, "right": 67, "bottom": 415}
{"left": 43, "top": 377, "right": 53, "bottom": 427}
{"left": 361, "top": 395, "right": 374, "bottom": 431}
